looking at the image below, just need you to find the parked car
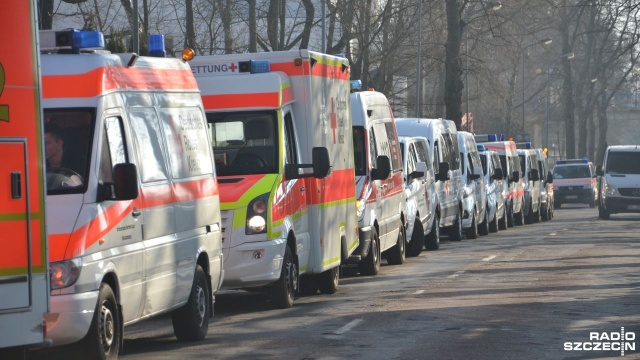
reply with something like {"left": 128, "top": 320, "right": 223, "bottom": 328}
{"left": 395, "top": 118, "right": 464, "bottom": 241}
{"left": 517, "top": 145, "right": 542, "bottom": 223}
{"left": 458, "top": 131, "right": 487, "bottom": 238}
{"left": 351, "top": 89, "right": 407, "bottom": 275}
{"left": 535, "top": 148, "right": 554, "bottom": 220}
{"left": 399, "top": 136, "right": 440, "bottom": 254}
{"left": 553, "top": 158, "right": 598, "bottom": 208}
{"left": 478, "top": 146, "right": 506, "bottom": 232}
{"left": 596, "top": 145, "right": 640, "bottom": 219}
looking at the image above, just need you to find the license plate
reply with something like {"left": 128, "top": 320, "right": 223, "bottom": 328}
{"left": 566, "top": 195, "right": 578, "bottom": 199}
{"left": 628, "top": 205, "right": 640, "bottom": 210}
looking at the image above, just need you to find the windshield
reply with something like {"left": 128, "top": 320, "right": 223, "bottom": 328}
{"left": 606, "top": 151, "right": 640, "bottom": 174}
{"left": 353, "top": 126, "right": 367, "bottom": 176}
{"left": 44, "top": 108, "right": 94, "bottom": 195}
{"left": 207, "top": 111, "right": 278, "bottom": 176}
{"left": 553, "top": 165, "right": 592, "bottom": 179}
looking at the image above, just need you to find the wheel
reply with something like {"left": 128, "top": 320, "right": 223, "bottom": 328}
{"left": 172, "top": 265, "right": 210, "bottom": 341}
{"left": 541, "top": 203, "right": 549, "bottom": 221}
{"left": 318, "top": 266, "right": 339, "bottom": 294}
{"left": 589, "top": 199, "right": 596, "bottom": 208}
{"left": 359, "top": 228, "right": 380, "bottom": 276}
{"left": 386, "top": 222, "right": 406, "bottom": 265}
{"left": 498, "top": 203, "right": 508, "bottom": 230}
{"left": 554, "top": 201, "right": 561, "bottom": 209}
{"left": 77, "top": 283, "right": 121, "bottom": 360}
{"left": 299, "top": 274, "right": 319, "bottom": 296}
{"left": 424, "top": 214, "right": 440, "bottom": 251}
{"left": 524, "top": 202, "right": 533, "bottom": 224}
{"left": 479, "top": 207, "right": 490, "bottom": 236}
{"left": 448, "top": 210, "right": 463, "bottom": 241}
{"left": 406, "top": 217, "right": 424, "bottom": 257}
{"left": 489, "top": 206, "right": 499, "bottom": 233}
{"left": 532, "top": 203, "right": 541, "bottom": 223}
{"left": 514, "top": 203, "right": 524, "bottom": 226}
{"left": 269, "top": 246, "right": 297, "bottom": 309}
{"left": 598, "top": 203, "right": 610, "bottom": 220}
{"left": 506, "top": 202, "right": 514, "bottom": 228}
{"left": 465, "top": 210, "right": 479, "bottom": 239}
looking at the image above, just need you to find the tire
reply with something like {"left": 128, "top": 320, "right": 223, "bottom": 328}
{"left": 172, "top": 265, "right": 210, "bottom": 341}
{"left": 541, "top": 203, "right": 549, "bottom": 221}
{"left": 386, "top": 222, "right": 406, "bottom": 265}
{"left": 532, "top": 203, "right": 541, "bottom": 223}
{"left": 514, "top": 203, "right": 524, "bottom": 226}
{"left": 299, "top": 274, "right": 319, "bottom": 296}
{"left": 359, "top": 228, "right": 380, "bottom": 276}
{"left": 406, "top": 218, "right": 424, "bottom": 257}
{"left": 524, "top": 202, "right": 533, "bottom": 224}
{"left": 554, "top": 201, "right": 561, "bottom": 209}
{"left": 498, "top": 203, "right": 508, "bottom": 230}
{"left": 489, "top": 206, "right": 499, "bottom": 233}
{"left": 318, "top": 266, "right": 339, "bottom": 294}
{"left": 269, "top": 246, "right": 297, "bottom": 309}
{"left": 479, "top": 207, "right": 490, "bottom": 236}
{"left": 78, "top": 283, "right": 121, "bottom": 360}
{"left": 506, "top": 202, "right": 515, "bottom": 228}
{"left": 599, "top": 203, "right": 610, "bottom": 220}
{"left": 448, "top": 210, "right": 463, "bottom": 241}
{"left": 589, "top": 199, "right": 596, "bottom": 208}
{"left": 424, "top": 214, "right": 440, "bottom": 251}
{"left": 465, "top": 210, "right": 479, "bottom": 239}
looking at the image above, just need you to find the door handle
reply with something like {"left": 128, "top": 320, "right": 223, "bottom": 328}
{"left": 300, "top": 186, "right": 305, "bottom": 192}
{"left": 132, "top": 208, "right": 142, "bottom": 217}
{"left": 11, "top": 171, "right": 21, "bottom": 199}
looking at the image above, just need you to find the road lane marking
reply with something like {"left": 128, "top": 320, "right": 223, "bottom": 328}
{"left": 482, "top": 255, "right": 496, "bottom": 262}
{"left": 549, "top": 232, "right": 557, "bottom": 236}
{"left": 333, "top": 319, "right": 364, "bottom": 335}
{"left": 447, "top": 270, "right": 466, "bottom": 278}
{"left": 413, "top": 290, "right": 425, "bottom": 295}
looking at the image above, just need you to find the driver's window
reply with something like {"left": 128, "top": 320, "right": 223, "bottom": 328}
{"left": 99, "top": 116, "right": 127, "bottom": 184}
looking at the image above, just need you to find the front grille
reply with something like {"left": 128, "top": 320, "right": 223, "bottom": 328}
{"left": 619, "top": 188, "right": 640, "bottom": 197}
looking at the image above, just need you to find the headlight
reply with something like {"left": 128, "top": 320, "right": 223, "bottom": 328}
{"left": 50, "top": 258, "right": 82, "bottom": 290}
{"left": 356, "top": 198, "right": 366, "bottom": 221}
{"left": 246, "top": 193, "right": 269, "bottom": 235}
{"left": 604, "top": 184, "right": 619, "bottom": 196}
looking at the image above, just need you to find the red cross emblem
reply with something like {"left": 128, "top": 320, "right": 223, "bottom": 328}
{"left": 229, "top": 63, "right": 237, "bottom": 72}
{"left": 330, "top": 98, "right": 337, "bottom": 144}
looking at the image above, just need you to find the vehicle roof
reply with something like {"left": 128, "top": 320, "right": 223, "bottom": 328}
{"left": 607, "top": 145, "right": 640, "bottom": 151}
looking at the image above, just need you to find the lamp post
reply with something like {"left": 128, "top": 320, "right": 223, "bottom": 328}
{"left": 416, "top": 0, "right": 422, "bottom": 117}
{"left": 545, "top": 52, "right": 574, "bottom": 152}
{"left": 464, "top": 1, "right": 502, "bottom": 131}
{"left": 522, "top": 37, "right": 552, "bottom": 137}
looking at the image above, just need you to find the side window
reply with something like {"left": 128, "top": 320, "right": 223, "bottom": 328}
{"left": 450, "top": 135, "right": 461, "bottom": 170}
{"left": 99, "top": 116, "right": 128, "bottom": 184}
{"left": 467, "top": 153, "right": 474, "bottom": 177}
{"left": 384, "top": 122, "right": 402, "bottom": 171}
{"left": 160, "top": 108, "right": 213, "bottom": 178}
{"left": 415, "top": 141, "right": 431, "bottom": 171}
{"left": 284, "top": 112, "right": 298, "bottom": 165}
{"left": 433, "top": 141, "right": 440, "bottom": 172}
{"left": 407, "top": 144, "right": 417, "bottom": 176}
{"left": 129, "top": 108, "right": 169, "bottom": 183}
{"left": 369, "top": 127, "right": 378, "bottom": 168}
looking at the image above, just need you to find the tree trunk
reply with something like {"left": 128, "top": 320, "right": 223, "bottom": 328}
{"left": 560, "top": 24, "right": 576, "bottom": 158}
{"left": 185, "top": 0, "right": 196, "bottom": 50}
{"left": 444, "top": 0, "right": 463, "bottom": 129}
{"left": 267, "top": 0, "right": 279, "bottom": 50}
{"left": 299, "top": 0, "right": 315, "bottom": 50}
{"left": 39, "top": 0, "right": 54, "bottom": 30}
{"left": 248, "top": 0, "right": 257, "bottom": 52}
{"left": 595, "top": 93, "right": 608, "bottom": 164}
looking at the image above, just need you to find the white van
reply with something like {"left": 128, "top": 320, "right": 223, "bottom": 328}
{"left": 517, "top": 146, "right": 542, "bottom": 223}
{"left": 399, "top": 136, "right": 440, "bottom": 254}
{"left": 458, "top": 131, "right": 488, "bottom": 238}
{"left": 351, "top": 90, "right": 407, "bottom": 275}
{"left": 596, "top": 145, "right": 640, "bottom": 219}
{"left": 40, "top": 30, "right": 223, "bottom": 358}
{"left": 535, "top": 148, "right": 554, "bottom": 220}
{"left": 395, "top": 118, "right": 464, "bottom": 241}
{"left": 478, "top": 146, "right": 506, "bottom": 232}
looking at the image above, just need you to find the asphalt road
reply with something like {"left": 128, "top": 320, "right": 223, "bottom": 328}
{"left": 35, "top": 205, "right": 640, "bottom": 360}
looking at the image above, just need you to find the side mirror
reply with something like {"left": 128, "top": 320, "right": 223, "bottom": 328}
{"left": 113, "top": 163, "right": 139, "bottom": 201}
{"left": 285, "top": 147, "right": 332, "bottom": 180}
{"left": 436, "top": 162, "right": 450, "bottom": 182}
{"left": 492, "top": 168, "right": 504, "bottom": 180}
{"left": 416, "top": 161, "right": 428, "bottom": 175}
{"left": 596, "top": 165, "right": 604, "bottom": 176}
{"left": 546, "top": 171, "right": 554, "bottom": 184}
{"left": 468, "top": 173, "right": 481, "bottom": 181}
{"left": 511, "top": 171, "right": 520, "bottom": 182}
{"left": 408, "top": 171, "right": 425, "bottom": 182}
{"left": 371, "top": 155, "right": 392, "bottom": 181}
{"left": 529, "top": 168, "right": 540, "bottom": 182}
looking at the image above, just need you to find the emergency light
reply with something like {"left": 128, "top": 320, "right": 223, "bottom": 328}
{"left": 350, "top": 80, "right": 362, "bottom": 91}
{"left": 556, "top": 158, "right": 589, "bottom": 165}
{"left": 148, "top": 34, "right": 166, "bottom": 57}
{"left": 516, "top": 142, "right": 533, "bottom": 149}
{"left": 477, "top": 144, "right": 487, "bottom": 151}
{"left": 474, "top": 134, "right": 497, "bottom": 142}
{"left": 40, "top": 29, "right": 105, "bottom": 52}
{"left": 239, "top": 60, "right": 270, "bottom": 74}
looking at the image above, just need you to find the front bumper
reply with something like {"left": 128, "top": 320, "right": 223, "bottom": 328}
{"left": 555, "top": 188, "right": 593, "bottom": 204}
{"left": 602, "top": 196, "right": 640, "bottom": 213}
{"left": 461, "top": 196, "right": 474, "bottom": 228}
{"left": 221, "top": 238, "right": 287, "bottom": 289}
{"left": 348, "top": 225, "right": 372, "bottom": 262}
{"left": 45, "top": 290, "right": 99, "bottom": 346}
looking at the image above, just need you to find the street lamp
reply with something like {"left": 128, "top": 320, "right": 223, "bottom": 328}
{"left": 545, "top": 52, "right": 574, "bottom": 153}
{"left": 416, "top": 0, "right": 423, "bottom": 117}
{"left": 464, "top": 1, "right": 502, "bottom": 131}
{"left": 522, "top": 37, "right": 552, "bottom": 137}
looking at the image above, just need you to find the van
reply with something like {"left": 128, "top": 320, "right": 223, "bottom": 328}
{"left": 534, "top": 148, "right": 554, "bottom": 220}
{"left": 596, "top": 145, "right": 640, "bottom": 219}
{"left": 477, "top": 146, "right": 506, "bottom": 232}
{"left": 395, "top": 118, "right": 464, "bottom": 240}
{"left": 458, "top": 131, "right": 488, "bottom": 238}
{"left": 351, "top": 90, "right": 407, "bottom": 275}
{"left": 40, "top": 30, "right": 223, "bottom": 357}
{"left": 399, "top": 136, "right": 440, "bottom": 253}
{"left": 190, "top": 50, "right": 357, "bottom": 305}
{"left": 517, "top": 146, "right": 542, "bottom": 223}
{"left": 475, "top": 135, "right": 524, "bottom": 227}
{"left": 552, "top": 158, "right": 597, "bottom": 208}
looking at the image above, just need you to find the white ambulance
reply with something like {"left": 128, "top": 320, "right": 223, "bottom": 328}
{"left": 189, "top": 51, "right": 358, "bottom": 307}
{"left": 39, "top": 30, "right": 223, "bottom": 358}
{"left": 0, "top": 0, "right": 49, "bottom": 356}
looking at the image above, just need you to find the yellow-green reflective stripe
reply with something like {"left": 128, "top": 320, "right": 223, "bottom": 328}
{"left": 268, "top": 208, "right": 308, "bottom": 239}
{"left": 221, "top": 175, "right": 279, "bottom": 211}
{"left": 0, "top": 212, "right": 44, "bottom": 222}
{"left": 322, "top": 256, "right": 340, "bottom": 267}
{"left": 318, "top": 197, "right": 356, "bottom": 209}
{"left": 313, "top": 56, "right": 348, "bottom": 68}
{"left": 0, "top": 266, "right": 47, "bottom": 276}
{"left": 348, "top": 238, "right": 358, "bottom": 252}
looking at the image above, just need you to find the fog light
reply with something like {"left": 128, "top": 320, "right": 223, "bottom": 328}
{"left": 253, "top": 251, "right": 263, "bottom": 259}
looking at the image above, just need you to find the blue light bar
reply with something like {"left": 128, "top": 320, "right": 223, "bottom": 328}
{"left": 72, "top": 30, "right": 105, "bottom": 50}
{"left": 250, "top": 60, "right": 270, "bottom": 74}
{"left": 556, "top": 158, "right": 589, "bottom": 165}
{"left": 148, "top": 34, "right": 166, "bottom": 57}
{"left": 516, "top": 142, "right": 533, "bottom": 149}
{"left": 499, "top": 134, "right": 506, "bottom": 141}
{"left": 477, "top": 144, "right": 487, "bottom": 151}
{"left": 351, "top": 80, "right": 362, "bottom": 91}
{"left": 488, "top": 134, "right": 497, "bottom": 141}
